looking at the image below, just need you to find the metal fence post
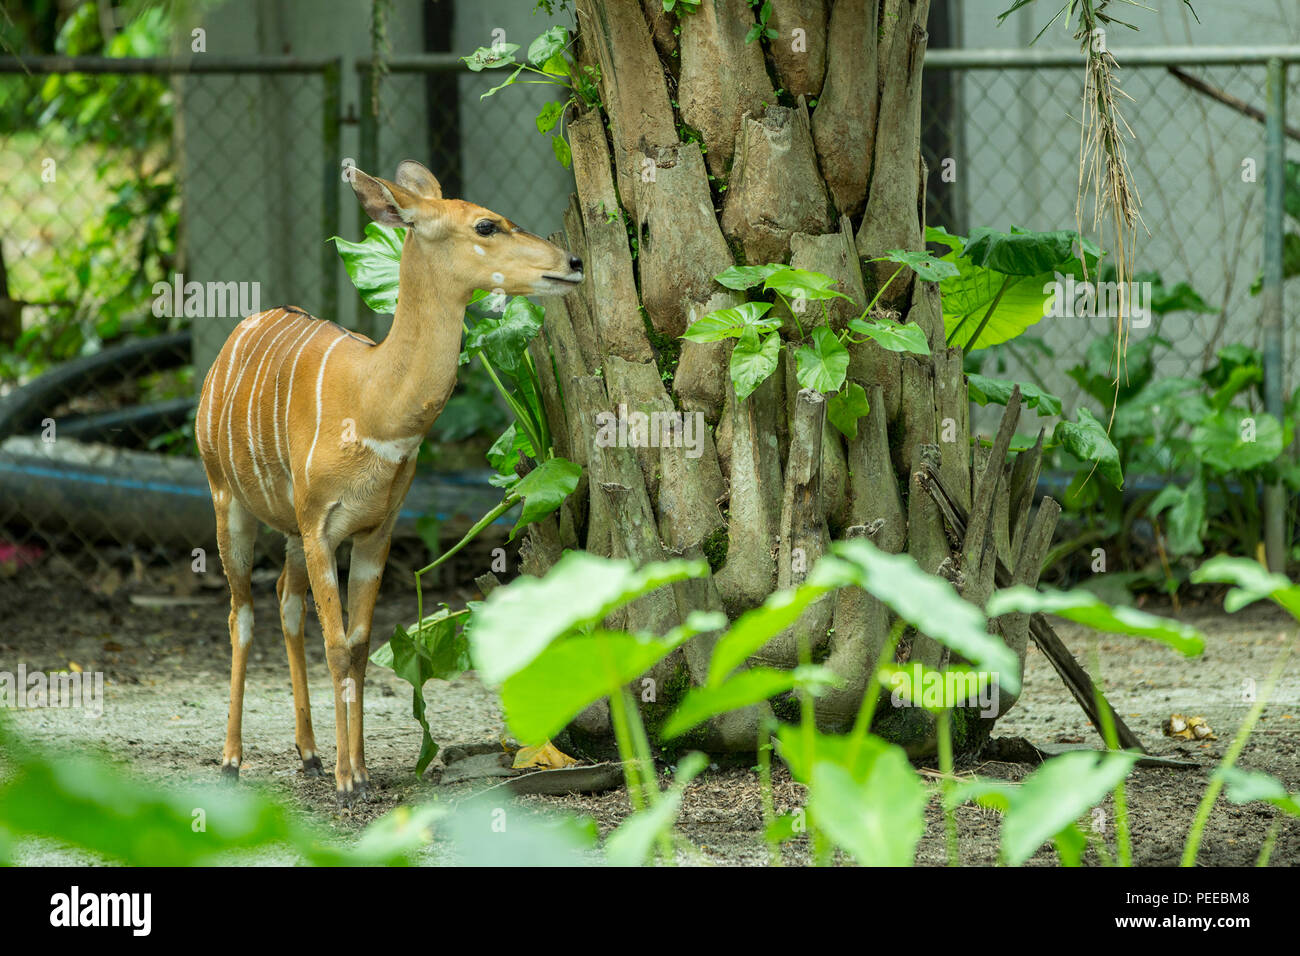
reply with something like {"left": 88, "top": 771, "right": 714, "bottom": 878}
{"left": 1262, "top": 58, "right": 1287, "bottom": 573}
{"left": 321, "top": 57, "right": 342, "bottom": 323}
{"left": 359, "top": 68, "right": 378, "bottom": 176}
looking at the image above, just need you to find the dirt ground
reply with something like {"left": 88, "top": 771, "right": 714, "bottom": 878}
{"left": 1, "top": 564, "right": 1297, "bottom": 866}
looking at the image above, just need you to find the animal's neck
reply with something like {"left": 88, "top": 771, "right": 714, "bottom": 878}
{"left": 361, "top": 235, "right": 471, "bottom": 438}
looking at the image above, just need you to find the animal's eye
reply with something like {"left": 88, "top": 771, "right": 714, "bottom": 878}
{"left": 475, "top": 219, "right": 496, "bottom": 237}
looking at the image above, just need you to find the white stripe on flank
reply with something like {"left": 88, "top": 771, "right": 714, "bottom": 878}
{"left": 198, "top": 361, "right": 219, "bottom": 455}
{"left": 222, "top": 312, "right": 288, "bottom": 502}
{"left": 273, "top": 320, "right": 317, "bottom": 475}
{"left": 284, "top": 321, "right": 328, "bottom": 475}
{"left": 246, "top": 315, "right": 301, "bottom": 510}
{"left": 222, "top": 311, "right": 268, "bottom": 393}
{"left": 206, "top": 314, "right": 259, "bottom": 454}
{"left": 303, "top": 330, "right": 350, "bottom": 483}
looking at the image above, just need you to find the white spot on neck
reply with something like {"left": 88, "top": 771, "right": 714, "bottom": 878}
{"left": 491, "top": 271, "right": 505, "bottom": 285}
{"left": 473, "top": 244, "right": 486, "bottom": 257}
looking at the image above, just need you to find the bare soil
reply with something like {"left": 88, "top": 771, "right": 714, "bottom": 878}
{"left": 1, "top": 566, "right": 1297, "bottom": 866}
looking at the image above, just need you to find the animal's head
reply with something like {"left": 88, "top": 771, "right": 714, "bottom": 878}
{"left": 347, "top": 159, "right": 584, "bottom": 297}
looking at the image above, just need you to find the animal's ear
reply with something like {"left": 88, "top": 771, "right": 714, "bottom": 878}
{"left": 395, "top": 160, "right": 443, "bottom": 201}
{"left": 349, "top": 167, "right": 420, "bottom": 228}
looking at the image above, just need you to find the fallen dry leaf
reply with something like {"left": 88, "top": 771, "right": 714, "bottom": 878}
{"left": 1163, "top": 713, "right": 1217, "bottom": 740}
{"left": 512, "top": 741, "right": 579, "bottom": 770}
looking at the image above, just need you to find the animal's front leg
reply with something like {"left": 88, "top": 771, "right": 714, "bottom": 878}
{"left": 302, "top": 532, "right": 355, "bottom": 807}
{"left": 343, "top": 523, "right": 396, "bottom": 801}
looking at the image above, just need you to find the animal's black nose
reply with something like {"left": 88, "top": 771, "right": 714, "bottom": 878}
{"left": 569, "top": 255, "right": 584, "bottom": 273}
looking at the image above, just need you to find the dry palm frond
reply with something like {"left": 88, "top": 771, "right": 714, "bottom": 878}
{"left": 1075, "top": 3, "right": 1146, "bottom": 418}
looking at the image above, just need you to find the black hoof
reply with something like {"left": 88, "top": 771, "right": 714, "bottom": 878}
{"left": 296, "top": 746, "right": 324, "bottom": 777}
{"left": 335, "top": 786, "right": 354, "bottom": 812}
{"left": 220, "top": 762, "right": 239, "bottom": 783}
{"left": 353, "top": 778, "right": 373, "bottom": 802}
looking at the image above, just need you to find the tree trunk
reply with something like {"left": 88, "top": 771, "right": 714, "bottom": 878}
{"left": 528, "top": 0, "right": 1058, "bottom": 758}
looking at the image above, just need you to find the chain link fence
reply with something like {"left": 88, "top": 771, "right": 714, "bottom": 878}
{"left": 923, "top": 50, "right": 1300, "bottom": 418}
{"left": 0, "top": 48, "right": 1294, "bottom": 589}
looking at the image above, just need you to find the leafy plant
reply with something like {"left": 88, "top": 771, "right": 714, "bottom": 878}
{"left": 461, "top": 25, "right": 600, "bottom": 169}
{"left": 684, "top": 256, "right": 938, "bottom": 436}
{"left": 928, "top": 224, "right": 1099, "bottom": 352}
{"left": 1, "top": 4, "right": 179, "bottom": 380}
{"left": 457, "top": 533, "right": 1201, "bottom": 865}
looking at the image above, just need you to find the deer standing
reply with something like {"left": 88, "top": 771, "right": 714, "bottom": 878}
{"left": 195, "top": 160, "right": 583, "bottom": 804}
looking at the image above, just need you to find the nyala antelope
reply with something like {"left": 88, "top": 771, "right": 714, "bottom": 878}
{"left": 196, "top": 160, "right": 583, "bottom": 804}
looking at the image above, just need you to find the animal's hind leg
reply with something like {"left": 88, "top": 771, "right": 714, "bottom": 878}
{"left": 216, "top": 493, "right": 259, "bottom": 779}
{"left": 278, "top": 535, "right": 321, "bottom": 776}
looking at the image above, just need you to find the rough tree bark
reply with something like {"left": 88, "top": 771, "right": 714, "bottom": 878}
{"left": 522, "top": 0, "right": 1058, "bottom": 758}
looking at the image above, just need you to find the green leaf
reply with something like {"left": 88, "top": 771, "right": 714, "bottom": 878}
{"left": 464, "top": 296, "right": 545, "bottom": 379}
{"left": 604, "top": 753, "right": 708, "bottom": 865}
{"left": 1190, "top": 556, "right": 1300, "bottom": 619}
{"left": 807, "top": 748, "right": 926, "bottom": 866}
{"left": 963, "top": 226, "right": 1092, "bottom": 276}
{"left": 951, "top": 754, "right": 1144, "bottom": 868}
{"left": 1218, "top": 766, "right": 1300, "bottom": 817}
{"left": 986, "top": 586, "right": 1205, "bottom": 656}
{"left": 966, "top": 374, "right": 1062, "bottom": 417}
{"left": 1285, "top": 159, "right": 1300, "bottom": 222}
{"left": 551, "top": 134, "right": 572, "bottom": 168}
{"left": 871, "top": 248, "right": 961, "bottom": 283}
{"left": 682, "top": 301, "right": 777, "bottom": 342}
{"left": 1054, "top": 407, "right": 1123, "bottom": 489}
{"left": 330, "top": 222, "right": 404, "bottom": 314}
{"left": 1248, "top": 232, "right": 1300, "bottom": 295}
{"left": 1190, "top": 408, "right": 1283, "bottom": 472}
{"left": 992, "top": 751, "right": 1141, "bottom": 866}
{"left": 1054, "top": 823, "right": 1088, "bottom": 866}
{"left": 481, "top": 63, "right": 526, "bottom": 100}
{"left": 829, "top": 539, "right": 1021, "bottom": 694}
{"left": 662, "top": 666, "right": 838, "bottom": 740}
{"left": 0, "top": 751, "right": 300, "bottom": 866}
{"left": 535, "top": 100, "right": 565, "bottom": 133}
{"left": 926, "top": 224, "right": 966, "bottom": 257}
{"left": 486, "top": 421, "right": 533, "bottom": 480}
{"left": 706, "top": 579, "right": 838, "bottom": 685}
{"left": 713, "top": 263, "right": 783, "bottom": 290}
{"left": 847, "top": 317, "right": 931, "bottom": 354}
{"left": 540, "top": 52, "right": 570, "bottom": 77}
{"left": 1112, "top": 377, "right": 1202, "bottom": 439}
{"left": 462, "top": 43, "right": 520, "bottom": 71}
{"left": 501, "top": 612, "right": 726, "bottom": 746}
{"left": 763, "top": 267, "right": 854, "bottom": 303}
{"left": 1147, "top": 478, "right": 1206, "bottom": 557}
{"left": 370, "top": 607, "right": 470, "bottom": 774}
{"left": 507, "top": 456, "right": 582, "bottom": 539}
{"left": 794, "top": 326, "right": 849, "bottom": 393}
{"left": 527, "top": 26, "right": 568, "bottom": 65}
{"left": 729, "top": 326, "right": 781, "bottom": 402}
{"left": 500, "top": 629, "right": 687, "bottom": 743}
{"left": 440, "top": 796, "right": 596, "bottom": 865}
{"left": 827, "top": 382, "right": 870, "bottom": 439}
{"left": 468, "top": 552, "right": 708, "bottom": 685}
{"left": 941, "top": 269, "right": 1051, "bottom": 350}
{"left": 878, "top": 662, "right": 997, "bottom": 713}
